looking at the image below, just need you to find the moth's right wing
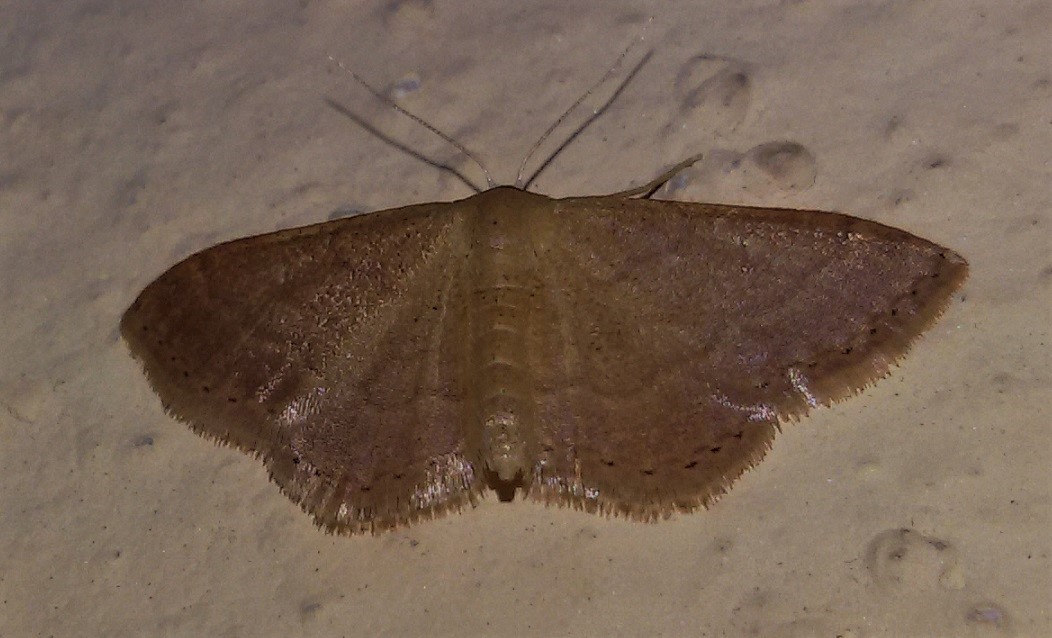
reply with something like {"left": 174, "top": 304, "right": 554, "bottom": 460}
{"left": 527, "top": 195, "right": 966, "bottom": 518}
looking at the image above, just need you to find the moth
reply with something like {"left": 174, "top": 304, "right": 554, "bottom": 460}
{"left": 122, "top": 53, "right": 967, "bottom": 534}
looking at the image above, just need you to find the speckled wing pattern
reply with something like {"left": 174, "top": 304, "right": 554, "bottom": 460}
{"left": 122, "top": 201, "right": 479, "bottom": 534}
{"left": 525, "top": 196, "right": 967, "bottom": 518}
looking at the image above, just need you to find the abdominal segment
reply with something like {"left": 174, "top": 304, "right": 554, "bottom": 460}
{"left": 472, "top": 285, "right": 536, "bottom": 482}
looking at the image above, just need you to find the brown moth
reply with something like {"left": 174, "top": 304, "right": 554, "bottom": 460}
{"left": 122, "top": 60, "right": 967, "bottom": 535}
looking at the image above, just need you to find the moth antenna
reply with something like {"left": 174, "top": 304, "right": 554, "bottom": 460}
{"left": 521, "top": 49, "right": 653, "bottom": 192}
{"left": 516, "top": 17, "right": 654, "bottom": 190}
{"left": 328, "top": 56, "right": 494, "bottom": 191}
{"left": 323, "top": 97, "right": 482, "bottom": 195}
